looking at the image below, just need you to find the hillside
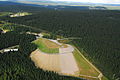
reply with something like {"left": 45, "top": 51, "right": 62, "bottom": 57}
{"left": 0, "top": 1, "right": 108, "bottom": 11}
{"left": 1, "top": 10, "right": 120, "bottom": 80}
{"left": 0, "top": 25, "right": 83, "bottom": 80}
{"left": 0, "top": 2, "right": 120, "bottom": 80}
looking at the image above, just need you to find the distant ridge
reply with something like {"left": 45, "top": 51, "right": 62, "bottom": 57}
{"left": 3, "top": 0, "right": 120, "bottom": 6}
{"left": 0, "top": 1, "right": 109, "bottom": 11}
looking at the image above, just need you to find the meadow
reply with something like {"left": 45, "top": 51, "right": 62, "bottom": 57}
{"left": 33, "top": 38, "right": 59, "bottom": 53}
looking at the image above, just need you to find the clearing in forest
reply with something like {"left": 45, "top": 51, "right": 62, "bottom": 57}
{"left": 73, "top": 47, "right": 108, "bottom": 80}
{"left": 33, "top": 38, "right": 59, "bottom": 53}
{"left": 30, "top": 48, "right": 79, "bottom": 75}
{"left": 73, "top": 48, "right": 99, "bottom": 77}
{"left": 31, "top": 38, "right": 106, "bottom": 80}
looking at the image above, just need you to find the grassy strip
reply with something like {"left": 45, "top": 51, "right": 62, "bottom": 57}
{"left": 101, "top": 76, "right": 109, "bottom": 80}
{"left": 33, "top": 38, "right": 59, "bottom": 53}
{"left": 73, "top": 48, "right": 100, "bottom": 77}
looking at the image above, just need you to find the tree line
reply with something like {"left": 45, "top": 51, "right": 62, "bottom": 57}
{"left": 0, "top": 31, "right": 83, "bottom": 80}
{"left": 1, "top": 10, "right": 120, "bottom": 80}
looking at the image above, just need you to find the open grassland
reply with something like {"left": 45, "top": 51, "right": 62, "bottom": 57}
{"left": 43, "top": 39, "right": 60, "bottom": 48}
{"left": 58, "top": 39, "right": 72, "bottom": 44}
{"left": 73, "top": 48, "right": 99, "bottom": 79}
{"left": 33, "top": 38, "right": 59, "bottom": 53}
{"left": 73, "top": 47, "right": 108, "bottom": 80}
{"left": 102, "top": 76, "right": 109, "bottom": 80}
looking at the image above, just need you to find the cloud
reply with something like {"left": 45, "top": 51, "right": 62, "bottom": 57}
{"left": 51, "top": 0, "right": 120, "bottom": 4}
{"left": 0, "top": 0, "right": 120, "bottom": 4}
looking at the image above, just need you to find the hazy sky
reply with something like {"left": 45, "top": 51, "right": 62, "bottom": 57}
{"left": 1, "top": 0, "right": 120, "bottom": 4}
{"left": 51, "top": 0, "right": 120, "bottom": 4}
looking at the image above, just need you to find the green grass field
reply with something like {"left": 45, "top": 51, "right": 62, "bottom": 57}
{"left": 73, "top": 47, "right": 109, "bottom": 80}
{"left": 73, "top": 48, "right": 99, "bottom": 78}
{"left": 102, "top": 76, "right": 109, "bottom": 80}
{"left": 33, "top": 38, "right": 59, "bottom": 53}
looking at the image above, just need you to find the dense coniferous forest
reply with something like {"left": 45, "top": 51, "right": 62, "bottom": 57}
{"left": 0, "top": 3, "right": 120, "bottom": 80}
{"left": 1, "top": 10, "right": 120, "bottom": 80}
{"left": 0, "top": 1, "right": 50, "bottom": 12}
{"left": 0, "top": 31, "right": 83, "bottom": 80}
{"left": 0, "top": 22, "right": 43, "bottom": 33}
{"left": 0, "top": 31, "right": 36, "bottom": 50}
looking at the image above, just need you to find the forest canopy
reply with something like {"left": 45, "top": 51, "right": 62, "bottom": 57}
{"left": 0, "top": 4, "right": 120, "bottom": 80}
